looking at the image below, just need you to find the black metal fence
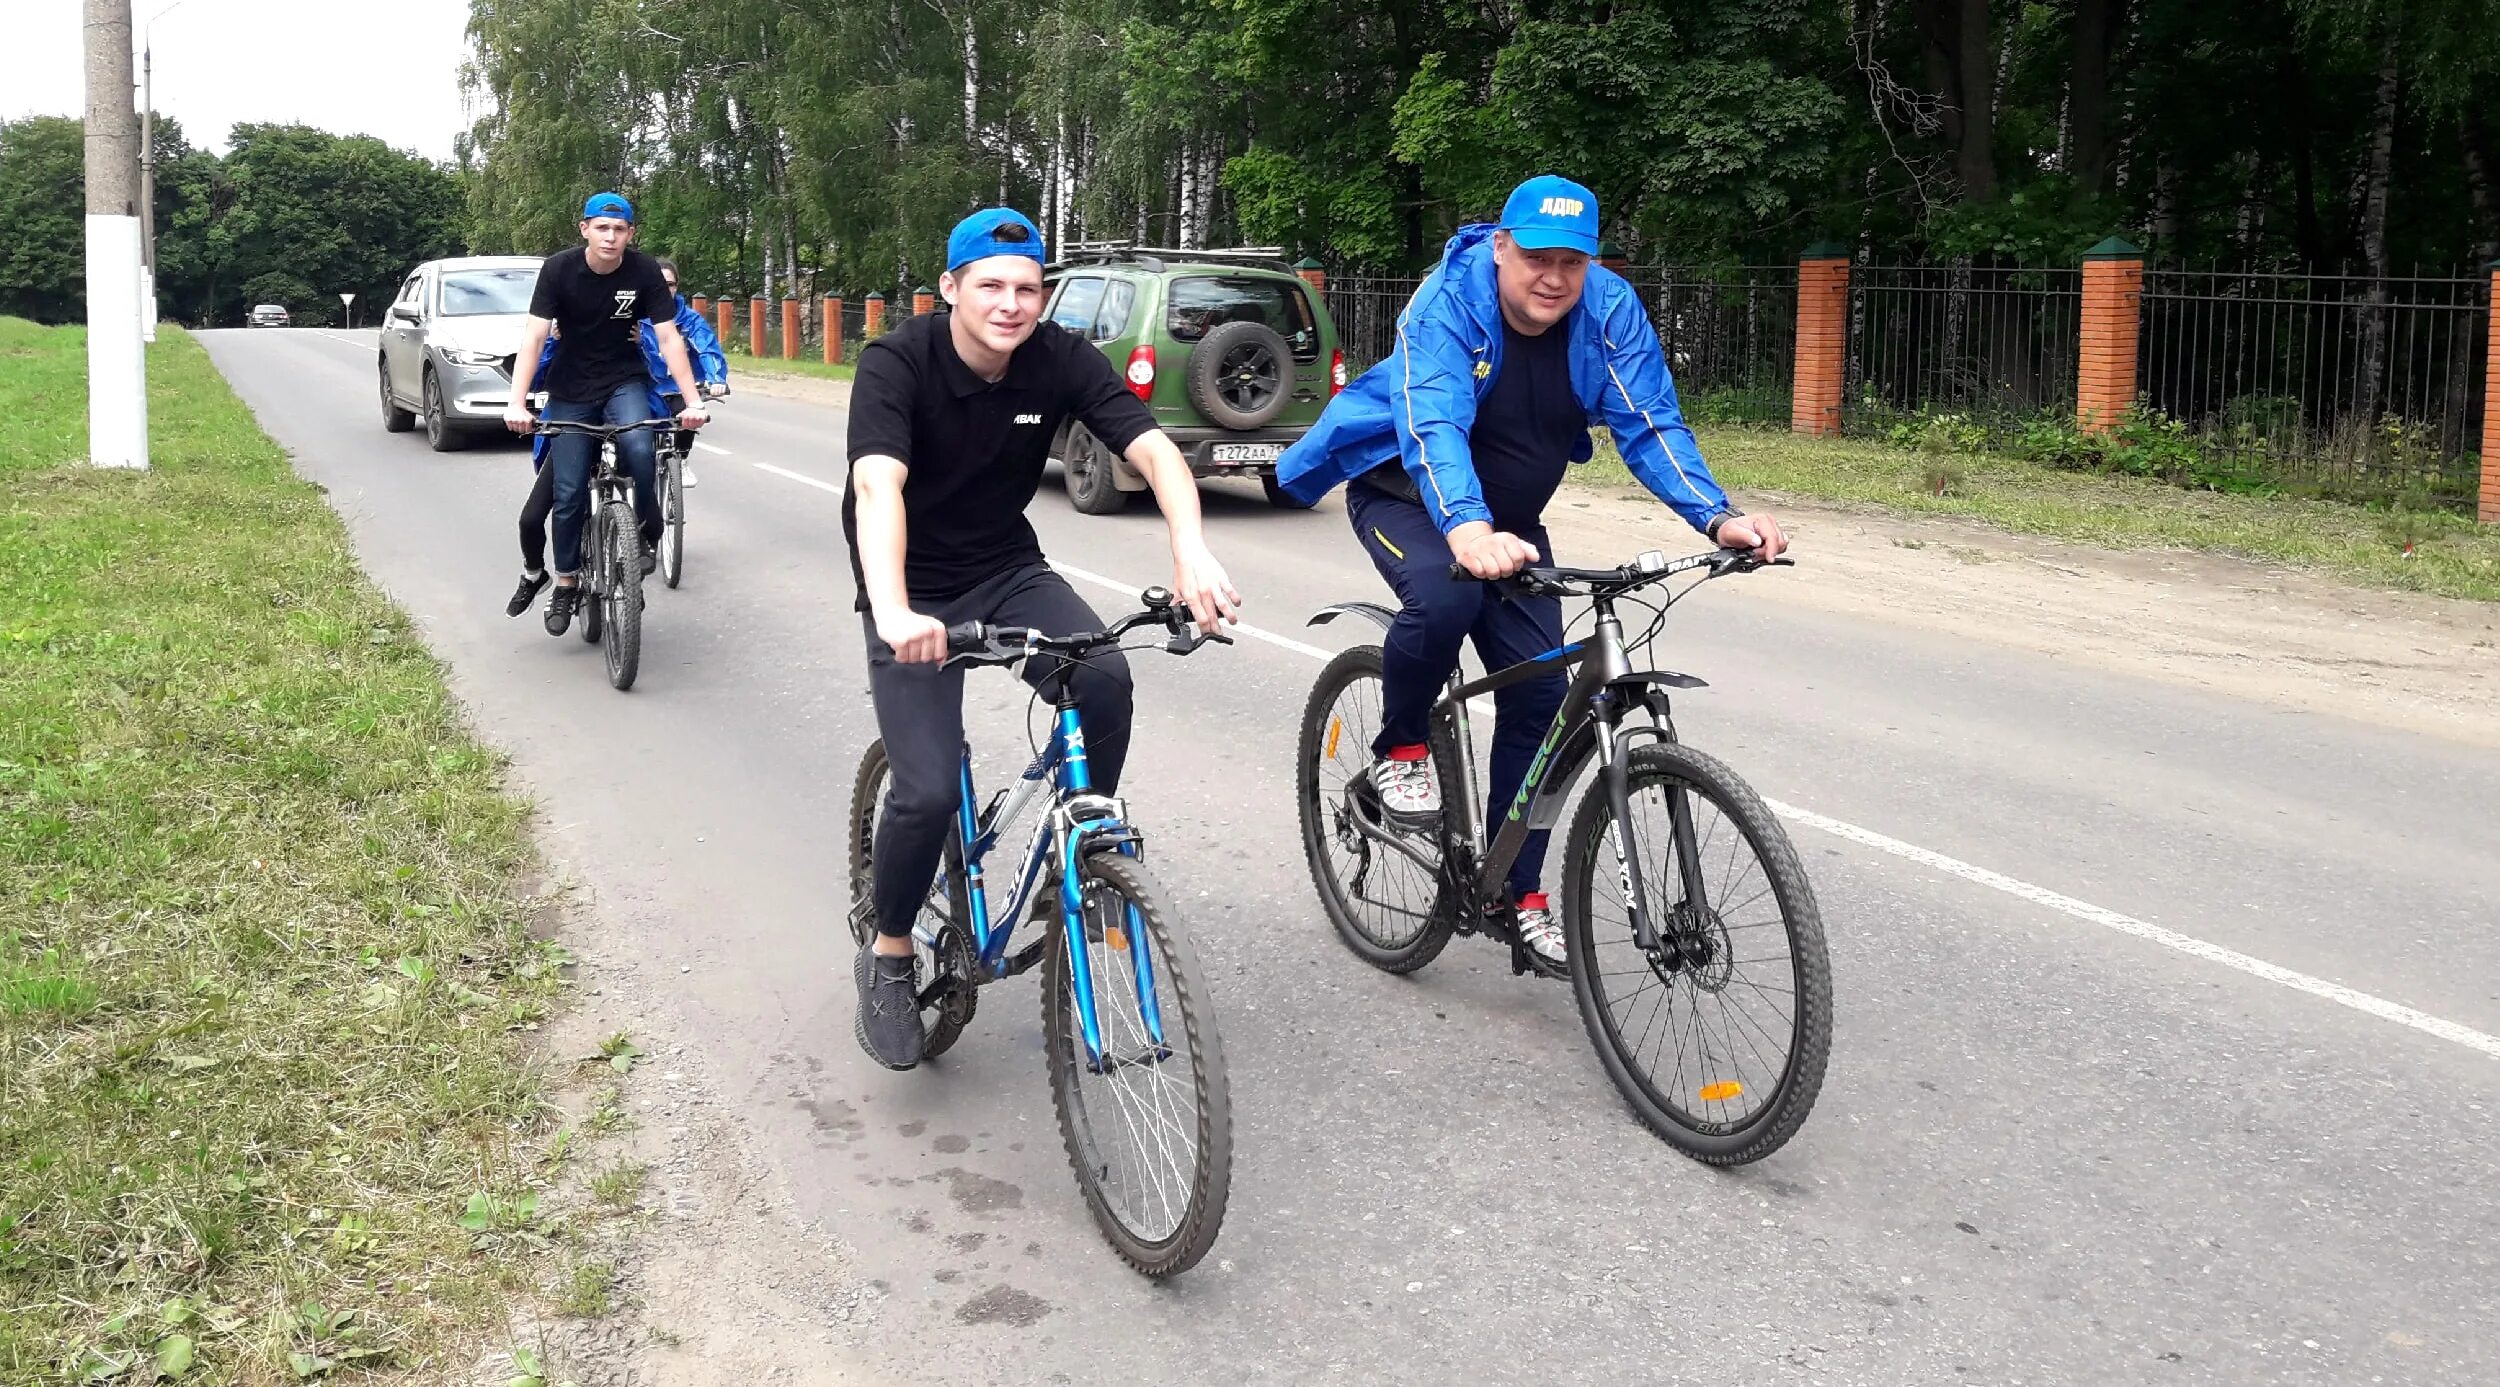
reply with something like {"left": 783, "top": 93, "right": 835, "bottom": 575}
{"left": 1843, "top": 266, "right": 2083, "bottom": 429}
{"left": 2139, "top": 269, "right": 2488, "bottom": 496}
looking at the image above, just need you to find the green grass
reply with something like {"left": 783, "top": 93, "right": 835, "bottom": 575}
{"left": 0, "top": 319, "right": 564, "bottom": 1382}
{"left": 727, "top": 351, "right": 856, "bottom": 383}
{"left": 552, "top": 1259, "right": 616, "bottom": 1319}
{"left": 1581, "top": 426, "right": 2500, "bottom": 603}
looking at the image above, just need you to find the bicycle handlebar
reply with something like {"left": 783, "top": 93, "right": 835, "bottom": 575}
{"left": 1446, "top": 548, "right": 1793, "bottom": 597}
{"left": 943, "top": 586, "right": 1235, "bottom": 668}
{"left": 528, "top": 416, "right": 677, "bottom": 439}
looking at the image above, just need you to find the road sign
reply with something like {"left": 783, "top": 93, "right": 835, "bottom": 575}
{"left": 339, "top": 291, "right": 356, "bottom": 328}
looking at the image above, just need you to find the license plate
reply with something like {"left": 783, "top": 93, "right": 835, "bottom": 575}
{"left": 1211, "top": 443, "right": 1282, "bottom": 465}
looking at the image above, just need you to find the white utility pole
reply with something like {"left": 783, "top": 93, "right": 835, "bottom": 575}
{"left": 140, "top": 0, "right": 197, "bottom": 343}
{"left": 85, "top": 0, "right": 148, "bottom": 469}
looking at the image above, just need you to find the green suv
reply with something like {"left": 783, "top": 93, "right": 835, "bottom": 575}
{"left": 1042, "top": 245, "right": 1345, "bottom": 513}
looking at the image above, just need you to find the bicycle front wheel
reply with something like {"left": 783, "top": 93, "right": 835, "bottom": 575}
{"left": 1043, "top": 851, "right": 1231, "bottom": 1277}
{"left": 1562, "top": 743, "right": 1831, "bottom": 1165}
{"left": 578, "top": 503, "right": 605, "bottom": 646}
{"left": 601, "top": 498, "right": 643, "bottom": 690}
{"left": 659, "top": 448, "right": 686, "bottom": 589}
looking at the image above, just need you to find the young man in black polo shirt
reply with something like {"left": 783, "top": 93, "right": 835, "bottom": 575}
{"left": 843, "top": 208, "right": 1240, "bottom": 1069}
{"left": 502, "top": 192, "right": 710, "bottom": 635}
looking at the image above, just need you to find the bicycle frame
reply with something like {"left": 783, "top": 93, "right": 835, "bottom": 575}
{"left": 933, "top": 697, "right": 1163, "bottom": 1070}
{"left": 1311, "top": 590, "right": 1714, "bottom": 957}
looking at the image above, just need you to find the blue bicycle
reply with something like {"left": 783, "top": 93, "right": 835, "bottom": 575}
{"left": 844, "top": 587, "right": 1234, "bottom": 1276}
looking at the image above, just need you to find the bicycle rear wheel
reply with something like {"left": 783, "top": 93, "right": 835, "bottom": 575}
{"left": 1561, "top": 742, "right": 1831, "bottom": 1165}
{"left": 659, "top": 447, "right": 686, "bottom": 589}
{"left": 844, "top": 740, "right": 976, "bottom": 1057}
{"left": 1295, "top": 644, "right": 1461, "bottom": 973}
{"left": 601, "top": 496, "right": 643, "bottom": 690}
{"left": 1044, "top": 852, "right": 1230, "bottom": 1277}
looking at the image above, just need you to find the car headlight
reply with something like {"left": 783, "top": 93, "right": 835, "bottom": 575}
{"left": 441, "top": 348, "right": 503, "bottom": 366}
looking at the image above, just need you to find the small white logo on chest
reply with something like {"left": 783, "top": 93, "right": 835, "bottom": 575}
{"left": 1013, "top": 413, "right": 1044, "bottom": 425}
{"left": 612, "top": 291, "right": 637, "bottom": 319}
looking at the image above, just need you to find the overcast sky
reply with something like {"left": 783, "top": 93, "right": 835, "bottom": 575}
{"left": 14, "top": 0, "right": 474, "bottom": 163}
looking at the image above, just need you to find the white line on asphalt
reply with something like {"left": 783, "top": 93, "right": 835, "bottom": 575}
{"left": 312, "top": 330, "right": 369, "bottom": 351}
{"left": 1051, "top": 561, "right": 1335, "bottom": 661}
{"left": 751, "top": 461, "right": 840, "bottom": 495}
{"left": 1763, "top": 800, "right": 2500, "bottom": 1059}
{"left": 695, "top": 441, "right": 733, "bottom": 455}
{"left": 750, "top": 460, "right": 2500, "bottom": 1060}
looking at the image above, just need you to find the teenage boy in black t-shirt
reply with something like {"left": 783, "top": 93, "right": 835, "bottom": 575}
{"left": 842, "top": 207, "right": 1240, "bottom": 1070}
{"left": 503, "top": 192, "right": 710, "bottom": 635}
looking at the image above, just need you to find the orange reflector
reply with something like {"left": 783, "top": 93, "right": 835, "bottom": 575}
{"left": 1105, "top": 926, "right": 1128, "bottom": 952}
{"left": 1699, "top": 1081, "right": 1744, "bottom": 1102}
{"left": 1326, "top": 715, "right": 1343, "bottom": 761}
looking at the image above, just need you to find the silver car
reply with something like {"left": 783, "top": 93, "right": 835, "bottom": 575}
{"left": 377, "top": 255, "right": 540, "bottom": 451}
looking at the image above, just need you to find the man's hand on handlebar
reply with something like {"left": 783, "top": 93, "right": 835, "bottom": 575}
{"left": 502, "top": 403, "right": 536, "bottom": 435}
{"left": 1448, "top": 522, "right": 1542, "bottom": 581}
{"left": 875, "top": 606, "right": 948, "bottom": 665}
{"left": 1713, "top": 512, "right": 1788, "bottom": 562}
{"left": 675, "top": 401, "right": 711, "bottom": 431}
{"left": 699, "top": 383, "right": 731, "bottom": 401}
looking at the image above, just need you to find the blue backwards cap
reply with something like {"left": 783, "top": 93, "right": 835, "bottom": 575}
{"left": 946, "top": 208, "right": 1046, "bottom": 274}
{"left": 581, "top": 192, "right": 635, "bottom": 223}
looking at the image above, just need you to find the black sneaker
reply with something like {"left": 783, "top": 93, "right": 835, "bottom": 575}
{"left": 640, "top": 541, "right": 657, "bottom": 577}
{"left": 854, "top": 948, "right": 925, "bottom": 1071}
{"left": 505, "top": 571, "right": 550, "bottom": 617}
{"left": 543, "top": 584, "right": 580, "bottom": 636}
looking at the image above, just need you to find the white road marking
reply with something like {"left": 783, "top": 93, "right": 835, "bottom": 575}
{"left": 750, "top": 461, "right": 2500, "bottom": 1060}
{"left": 751, "top": 461, "right": 840, "bottom": 495}
{"left": 312, "top": 330, "right": 370, "bottom": 350}
{"left": 695, "top": 441, "right": 733, "bottom": 455}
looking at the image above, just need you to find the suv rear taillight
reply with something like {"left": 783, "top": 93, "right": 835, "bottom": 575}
{"left": 1330, "top": 348, "right": 1348, "bottom": 397}
{"left": 1124, "top": 345, "right": 1157, "bottom": 402}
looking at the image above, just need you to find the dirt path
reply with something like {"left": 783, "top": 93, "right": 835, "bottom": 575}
{"left": 1556, "top": 482, "right": 2500, "bottom": 748}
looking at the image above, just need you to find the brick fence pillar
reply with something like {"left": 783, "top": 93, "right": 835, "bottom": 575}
{"left": 824, "top": 295, "right": 843, "bottom": 364}
{"left": 912, "top": 285, "right": 936, "bottom": 316}
{"left": 1790, "top": 242, "right": 1849, "bottom": 437}
{"left": 1293, "top": 257, "right": 1327, "bottom": 294}
{"left": 781, "top": 297, "right": 801, "bottom": 360}
{"left": 715, "top": 296, "right": 734, "bottom": 350}
{"left": 2482, "top": 260, "right": 2500, "bottom": 524}
{"left": 748, "top": 295, "right": 768, "bottom": 358}
{"left": 864, "top": 293, "right": 886, "bottom": 338}
{"left": 2079, "top": 236, "right": 2145, "bottom": 434}
{"left": 690, "top": 294, "right": 709, "bottom": 320}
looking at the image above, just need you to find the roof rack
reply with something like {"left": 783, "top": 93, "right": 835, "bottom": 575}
{"left": 1049, "top": 241, "right": 1297, "bottom": 273}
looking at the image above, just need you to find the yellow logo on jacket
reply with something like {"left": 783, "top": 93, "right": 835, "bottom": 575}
{"left": 1473, "top": 360, "right": 1492, "bottom": 380}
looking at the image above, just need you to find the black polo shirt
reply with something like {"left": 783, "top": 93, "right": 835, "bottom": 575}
{"left": 843, "top": 313, "right": 1158, "bottom": 610}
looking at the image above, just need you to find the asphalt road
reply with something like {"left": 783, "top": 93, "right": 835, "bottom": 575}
{"left": 201, "top": 328, "right": 2500, "bottom": 1385}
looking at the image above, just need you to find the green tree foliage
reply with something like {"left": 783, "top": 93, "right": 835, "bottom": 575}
{"left": 0, "top": 118, "right": 463, "bottom": 327}
{"left": 455, "top": 0, "right": 2500, "bottom": 275}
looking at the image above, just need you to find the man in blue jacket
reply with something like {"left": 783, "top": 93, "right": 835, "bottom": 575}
{"left": 507, "top": 257, "right": 730, "bottom": 617}
{"left": 1274, "top": 174, "right": 1786, "bottom": 964}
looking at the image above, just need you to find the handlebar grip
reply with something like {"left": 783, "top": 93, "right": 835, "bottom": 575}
{"left": 1446, "top": 562, "right": 1480, "bottom": 583}
{"left": 944, "top": 622, "right": 990, "bottom": 653}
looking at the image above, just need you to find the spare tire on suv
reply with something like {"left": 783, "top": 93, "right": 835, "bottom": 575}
{"left": 1185, "top": 320, "right": 1292, "bottom": 430}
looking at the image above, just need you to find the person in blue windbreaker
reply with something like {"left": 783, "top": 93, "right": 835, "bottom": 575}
{"left": 1273, "top": 174, "right": 1788, "bottom": 963}
{"left": 507, "top": 257, "right": 730, "bottom": 617}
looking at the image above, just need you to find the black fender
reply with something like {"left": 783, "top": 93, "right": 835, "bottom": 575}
{"left": 1306, "top": 601, "right": 1397, "bottom": 635}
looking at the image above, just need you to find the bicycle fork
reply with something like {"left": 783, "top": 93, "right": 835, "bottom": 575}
{"left": 1041, "top": 704, "right": 1169, "bottom": 1075}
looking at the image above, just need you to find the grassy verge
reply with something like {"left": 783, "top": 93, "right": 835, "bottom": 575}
{"left": 1581, "top": 426, "right": 2500, "bottom": 603}
{"left": 725, "top": 350, "right": 855, "bottom": 383}
{"left": 0, "top": 320, "right": 563, "bottom": 1381}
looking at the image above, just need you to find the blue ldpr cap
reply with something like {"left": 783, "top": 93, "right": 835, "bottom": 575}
{"left": 581, "top": 192, "right": 635, "bottom": 223}
{"left": 945, "top": 208, "right": 1047, "bottom": 274}
{"left": 1497, "top": 175, "right": 1600, "bottom": 254}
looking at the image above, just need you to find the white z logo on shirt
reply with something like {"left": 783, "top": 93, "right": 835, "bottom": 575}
{"left": 612, "top": 291, "right": 637, "bottom": 319}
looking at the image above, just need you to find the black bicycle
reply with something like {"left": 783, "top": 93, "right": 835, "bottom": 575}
{"left": 845, "top": 590, "right": 1235, "bottom": 1275}
{"left": 654, "top": 386, "right": 727, "bottom": 590}
{"left": 1295, "top": 548, "right": 1832, "bottom": 1165}
{"left": 530, "top": 417, "right": 668, "bottom": 691}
